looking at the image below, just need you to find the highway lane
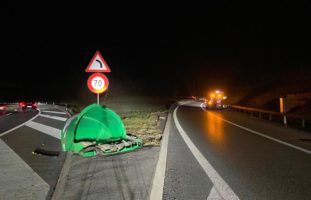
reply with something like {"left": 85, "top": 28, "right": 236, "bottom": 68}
{"left": 0, "top": 105, "right": 69, "bottom": 199}
{"left": 0, "top": 109, "right": 38, "bottom": 134}
{"left": 163, "top": 102, "right": 311, "bottom": 200}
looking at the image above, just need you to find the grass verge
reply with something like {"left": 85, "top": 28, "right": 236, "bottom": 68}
{"left": 104, "top": 96, "right": 169, "bottom": 146}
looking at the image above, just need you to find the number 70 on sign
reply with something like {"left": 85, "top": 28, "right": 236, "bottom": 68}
{"left": 87, "top": 73, "right": 109, "bottom": 94}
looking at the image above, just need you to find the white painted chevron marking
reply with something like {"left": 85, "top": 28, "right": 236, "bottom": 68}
{"left": 39, "top": 114, "right": 67, "bottom": 122}
{"left": 26, "top": 121, "right": 61, "bottom": 139}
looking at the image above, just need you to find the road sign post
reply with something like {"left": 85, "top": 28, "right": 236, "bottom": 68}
{"left": 85, "top": 51, "right": 111, "bottom": 104}
{"left": 280, "top": 97, "right": 287, "bottom": 125}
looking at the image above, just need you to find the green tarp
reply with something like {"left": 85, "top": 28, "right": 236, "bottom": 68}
{"left": 61, "top": 104, "right": 141, "bottom": 157}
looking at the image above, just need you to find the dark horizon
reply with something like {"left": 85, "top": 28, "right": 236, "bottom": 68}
{"left": 1, "top": 1, "right": 311, "bottom": 102}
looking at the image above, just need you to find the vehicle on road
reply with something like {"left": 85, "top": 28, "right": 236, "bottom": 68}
{"left": 19, "top": 101, "right": 27, "bottom": 109}
{"left": 203, "top": 90, "right": 227, "bottom": 109}
{"left": 0, "top": 103, "right": 7, "bottom": 111}
{"left": 0, "top": 103, "right": 7, "bottom": 114}
{"left": 29, "top": 102, "right": 37, "bottom": 109}
{"left": 19, "top": 101, "right": 37, "bottom": 109}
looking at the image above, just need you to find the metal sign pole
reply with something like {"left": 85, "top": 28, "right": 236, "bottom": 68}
{"left": 97, "top": 93, "right": 99, "bottom": 105}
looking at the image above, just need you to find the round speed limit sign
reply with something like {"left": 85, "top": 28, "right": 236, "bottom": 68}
{"left": 87, "top": 73, "right": 109, "bottom": 94}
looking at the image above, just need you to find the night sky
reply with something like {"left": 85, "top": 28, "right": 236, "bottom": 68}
{"left": 1, "top": 1, "right": 311, "bottom": 102}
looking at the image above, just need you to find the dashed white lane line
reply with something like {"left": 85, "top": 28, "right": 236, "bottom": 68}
{"left": 39, "top": 114, "right": 67, "bottom": 122}
{"left": 42, "top": 110, "right": 67, "bottom": 115}
{"left": 25, "top": 121, "right": 61, "bottom": 139}
{"left": 6, "top": 113, "right": 12, "bottom": 116}
{"left": 174, "top": 105, "right": 240, "bottom": 200}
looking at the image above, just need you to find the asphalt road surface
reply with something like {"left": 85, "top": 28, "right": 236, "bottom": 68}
{"left": 0, "top": 104, "right": 69, "bottom": 199}
{"left": 2, "top": 101, "right": 311, "bottom": 200}
{"left": 161, "top": 101, "right": 311, "bottom": 200}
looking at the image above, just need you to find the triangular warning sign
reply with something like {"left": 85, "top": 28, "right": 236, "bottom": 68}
{"left": 85, "top": 51, "right": 111, "bottom": 72}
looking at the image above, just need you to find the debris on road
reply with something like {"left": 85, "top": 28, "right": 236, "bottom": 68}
{"left": 61, "top": 104, "right": 142, "bottom": 157}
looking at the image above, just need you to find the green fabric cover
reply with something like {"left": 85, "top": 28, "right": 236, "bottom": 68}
{"left": 74, "top": 104, "right": 126, "bottom": 142}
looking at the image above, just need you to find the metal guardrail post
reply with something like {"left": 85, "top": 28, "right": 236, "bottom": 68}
{"left": 259, "top": 113, "right": 261, "bottom": 119}
{"left": 283, "top": 115, "right": 287, "bottom": 125}
{"left": 269, "top": 113, "right": 272, "bottom": 120}
{"left": 302, "top": 119, "right": 305, "bottom": 128}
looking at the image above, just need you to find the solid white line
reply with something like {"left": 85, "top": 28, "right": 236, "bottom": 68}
{"left": 39, "top": 114, "right": 67, "bottom": 122}
{"left": 42, "top": 110, "right": 67, "bottom": 115}
{"left": 0, "top": 110, "right": 41, "bottom": 137}
{"left": 207, "top": 186, "right": 223, "bottom": 200}
{"left": 25, "top": 121, "right": 61, "bottom": 139}
{"left": 213, "top": 115, "right": 311, "bottom": 155}
{"left": 173, "top": 106, "right": 239, "bottom": 200}
{"left": 149, "top": 113, "right": 171, "bottom": 200}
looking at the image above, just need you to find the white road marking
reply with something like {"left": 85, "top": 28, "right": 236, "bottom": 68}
{"left": 207, "top": 186, "right": 223, "bottom": 200}
{"left": 0, "top": 139, "right": 50, "bottom": 199}
{"left": 212, "top": 114, "right": 311, "bottom": 155}
{"left": 174, "top": 105, "right": 240, "bottom": 200}
{"left": 149, "top": 113, "right": 172, "bottom": 200}
{"left": 200, "top": 102, "right": 205, "bottom": 109}
{"left": 26, "top": 121, "right": 61, "bottom": 139}
{"left": 42, "top": 110, "right": 67, "bottom": 115}
{"left": 39, "top": 114, "right": 67, "bottom": 122}
{"left": 0, "top": 110, "right": 41, "bottom": 137}
{"left": 5, "top": 113, "right": 12, "bottom": 116}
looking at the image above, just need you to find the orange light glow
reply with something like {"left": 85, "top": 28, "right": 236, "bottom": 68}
{"left": 204, "top": 112, "right": 225, "bottom": 145}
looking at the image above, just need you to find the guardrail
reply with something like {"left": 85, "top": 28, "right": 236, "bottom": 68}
{"left": 53, "top": 103, "right": 80, "bottom": 115}
{"left": 229, "top": 105, "right": 310, "bottom": 131}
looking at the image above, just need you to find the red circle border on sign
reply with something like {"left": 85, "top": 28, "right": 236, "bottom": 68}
{"left": 87, "top": 73, "right": 109, "bottom": 94}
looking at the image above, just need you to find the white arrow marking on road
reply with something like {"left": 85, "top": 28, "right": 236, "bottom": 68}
{"left": 173, "top": 104, "right": 240, "bottom": 200}
{"left": 39, "top": 114, "right": 67, "bottom": 122}
{"left": 42, "top": 110, "right": 67, "bottom": 115}
{"left": 26, "top": 121, "right": 61, "bottom": 139}
{"left": 207, "top": 186, "right": 223, "bottom": 200}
